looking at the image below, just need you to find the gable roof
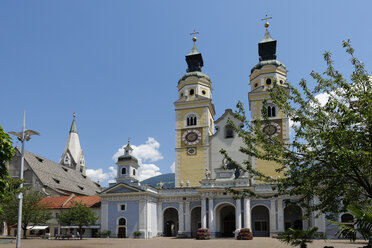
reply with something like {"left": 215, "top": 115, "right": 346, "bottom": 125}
{"left": 14, "top": 148, "right": 101, "bottom": 196}
{"left": 40, "top": 194, "right": 101, "bottom": 209}
{"left": 100, "top": 182, "right": 144, "bottom": 194}
{"left": 214, "top": 109, "right": 235, "bottom": 124}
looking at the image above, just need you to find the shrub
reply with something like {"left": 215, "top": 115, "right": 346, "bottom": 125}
{"left": 133, "top": 231, "right": 141, "bottom": 238}
{"left": 101, "top": 230, "right": 111, "bottom": 238}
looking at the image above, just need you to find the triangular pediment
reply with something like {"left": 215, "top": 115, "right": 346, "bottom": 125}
{"left": 100, "top": 182, "right": 143, "bottom": 194}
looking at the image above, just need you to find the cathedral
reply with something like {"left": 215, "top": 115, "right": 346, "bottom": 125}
{"left": 99, "top": 24, "right": 335, "bottom": 239}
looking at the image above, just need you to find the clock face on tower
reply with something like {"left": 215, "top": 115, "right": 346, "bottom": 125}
{"left": 182, "top": 129, "right": 202, "bottom": 145}
{"left": 262, "top": 122, "right": 281, "bottom": 137}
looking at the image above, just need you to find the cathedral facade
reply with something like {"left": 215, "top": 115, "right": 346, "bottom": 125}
{"left": 99, "top": 26, "right": 331, "bottom": 239}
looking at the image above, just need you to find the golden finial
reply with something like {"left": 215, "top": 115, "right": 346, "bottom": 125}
{"left": 73, "top": 112, "right": 76, "bottom": 118}
{"left": 261, "top": 14, "right": 272, "bottom": 29}
{"left": 190, "top": 29, "right": 199, "bottom": 44}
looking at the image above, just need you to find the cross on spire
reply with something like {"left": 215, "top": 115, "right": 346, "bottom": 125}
{"left": 261, "top": 14, "right": 272, "bottom": 29}
{"left": 190, "top": 29, "right": 199, "bottom": 43}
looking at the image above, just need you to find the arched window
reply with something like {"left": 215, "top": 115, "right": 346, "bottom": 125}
{"left": 187, "top": 114, "right": 197, "bottom": 126}
{"left": 118, "top": 218, "right": 126, "bottom": 225}
{"left": 267, "top": 105, "right": 276, "bottom": 117}
{"left": 121, "top": 167, "right": 126, "bottom": 175}
{"left": 225, "top": 125, "right": 234, "bottom": 138}
{"left": 266, "top": 78, "right": 272, "bottom": 85}
{"left": 133, "top": 169, "right": 136, "bottom": 176}
{"left": 341, "top": 213, "right": 353, "bottom": 223}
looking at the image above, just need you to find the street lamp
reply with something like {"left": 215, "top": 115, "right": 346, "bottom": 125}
{"left": 8, "top": 112, "right": 39, "bottom": 248}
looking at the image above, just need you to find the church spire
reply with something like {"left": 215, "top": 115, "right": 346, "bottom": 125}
{"left": 185, "top": 31, "right": 204, "bottom": 72}
{"left": 60, "top": 113, "right": 86, "bottom": 174}
{"left": 70, "top": 112, "right": 78, "bottom": 133}
{"left": 258, "top": 18, "right": 277, "bottom": 62}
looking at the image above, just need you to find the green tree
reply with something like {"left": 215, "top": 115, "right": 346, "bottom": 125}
{"left": 57, "top": 201, "right": 98, "bottom": 240}
{"left": 21, "top": 191, "right": 52, "bottom": 238}
{"left": 279, "top": 227, "right": 325, "bottom": 248}
{"left": 330, "top": 205, "right": 372, "bottom": 245}
{"left": 0, "top": 125, "right": 14, "bottom": 213}
{"left": 0, "top": 178, "right": 23, "bottom": 230}
{"left": 222, "top": 40, "right": 372, "bottom": 216}
{"left": 0, "top": 184, "right": 52, "bottom": 238}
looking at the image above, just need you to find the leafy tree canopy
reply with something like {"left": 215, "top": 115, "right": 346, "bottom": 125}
{"left": 0, "top": 125, "right": 14, "bottom": 213}
{"left": 57, "top": 201, "right": 98, "bottom": 239}
{"left": 0, "top": 182, "right": 52, "bottom": 239}
{"left": 222, "top": 41, "right": 372, "bottom": 217}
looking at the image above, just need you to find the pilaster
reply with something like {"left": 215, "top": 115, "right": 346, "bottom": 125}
{"left": 185, "top": 201, "right": 191, "bottom": 235}
{"left": 178, "top": 202, "right": 184, "bottom": 233}
{"left": 277, "top": 199, "right": 284, "bottom": 232}
{"left": 270, "top": 199, "right": 276, "bottom": 235}
{"left": 157, "top": 201, "right": 163, "bottom": 236}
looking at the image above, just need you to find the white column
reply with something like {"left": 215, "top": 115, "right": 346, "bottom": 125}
{"left": 235, "top": 199, "right": 242, "bottom": 231}
{"left": 277, "top": 199, "right": 284, "bottom": 232}
{"left": 185, "top": 202, "right": 191, "bottom": 234}
{"left": 201, "top": 198, "right": 207, "bottom": 228}
{"left": 101, "top": 200, "right": 108, "bottom": 232}
{"left": 139, "top": 200, "right": 147, "bottom": 237}
{"left": 208, "top": 198, "right": 215, "bottom": 232}
{"left": 157, "top": 202, "right": 163, "bottom": 235}
{"left": 313, "top": 198, "right": 325, "bottom": 233}
{"left": 178, "top": 202, "right": 184, "bottom": 233}
{"left": 270, "top": 199, "right": 276, "bottom": 234}
{"left": 243, "top": 198, "right": 251, "bottom": 229}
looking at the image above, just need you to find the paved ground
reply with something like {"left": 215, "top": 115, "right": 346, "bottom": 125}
{"left": 0, "top": 237, "right": 368, "bottom": 248}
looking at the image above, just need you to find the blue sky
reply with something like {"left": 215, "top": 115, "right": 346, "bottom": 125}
{"left": 1, "top": 1, "right": 371, "bottom": 185}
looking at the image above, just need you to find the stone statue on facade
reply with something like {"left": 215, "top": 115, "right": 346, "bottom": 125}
{"left": 205, "top": 168, "right": 211, "bottom": 179}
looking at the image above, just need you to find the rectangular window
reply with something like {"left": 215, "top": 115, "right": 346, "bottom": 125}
{"left": 118, "top": 203, "right": 126, "bottom": 211}
{"left": 55, "top": 213, "right": 59, "bottom": 218}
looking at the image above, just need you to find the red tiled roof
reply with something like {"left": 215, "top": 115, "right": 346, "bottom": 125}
{"left": 64, "top": 195, "right": 101, "bottom": 208}
{"left": 40, "top": 194, "right": 101, "bottom": 209}
{"left": 39, "top": 195, "right": 71, "bottom": 209}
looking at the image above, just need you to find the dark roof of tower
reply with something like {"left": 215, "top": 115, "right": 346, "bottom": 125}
{"left": 117, "top": 154, "right": 138, "bottom": 163}
{"left": 185, "top": 43, "right": 204, "bottom": 73}
{"left": 251, "top": 29, "right": 286, "bottom": 73}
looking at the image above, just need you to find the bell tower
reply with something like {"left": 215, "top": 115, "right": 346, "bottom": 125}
{"left": 174, "top": 34, "right": 215, "bottom": 187}
{"left": 248, "top": 19, "right": 290, "bottom": 179}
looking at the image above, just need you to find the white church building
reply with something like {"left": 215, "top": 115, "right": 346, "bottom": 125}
{"left": 98, "top": 25, "right": 342, "bottom": 239}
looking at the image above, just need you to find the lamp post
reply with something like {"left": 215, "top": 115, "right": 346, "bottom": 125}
{"left": 9, "top": 112, "right": 39, "bottom": 248}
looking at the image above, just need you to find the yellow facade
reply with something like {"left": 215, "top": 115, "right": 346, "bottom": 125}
{"left": 248, "top": 64, "right": 289, "bottom": 179}
{"left": 174, "top": 75, "right": 214, "bottom": 187}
